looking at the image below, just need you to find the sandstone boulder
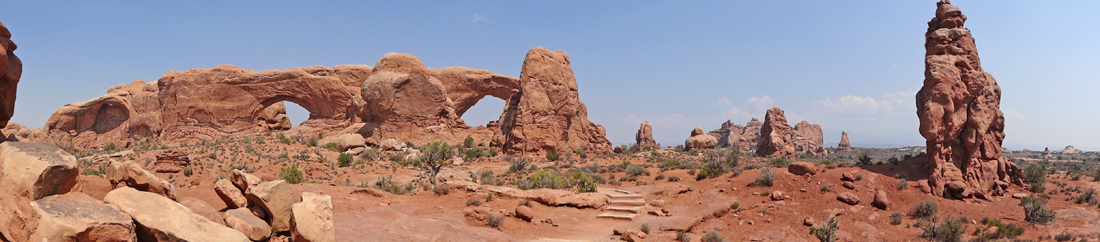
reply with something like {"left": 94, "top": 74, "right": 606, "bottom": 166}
{"left": 792, "top": 121, "right": 826, "bottom": 156}
{"left": 224, "top": 208, "right": 271, "bottom": 241}
{"left": 788, "top": 162, "right": 817, "bottom": 176}
{"left": 684, "top": 127, "right": 717, "bottom": 151}
{"left": 842, "top": 181, "right": 856, "bottom": 190}
{"left": 0, "top": 192, "right": 38, "bottom": 242}
{"left": 256, "top": 102, "right": 292, "bottom": 131}
{"left": 872, "top": 190, "right": 889, "bottom": 210}
{"left": 527, "top": 189, "right": 609, "bottom": 209}
{"left": 179, "top": 197, "right": 225, "bottom": 226}
{"left": 291, "top": 192, "right": 335, "bottom": 242}
{"left": 334, "top": 133, "right": 365, "bottom": 152}
{"left": 837, "top": 131, "right": 852, "bottom": 152}
{"left": 379, "top": 138, "right": 403, "bottom": 151}
{"left": 215, "top": 179, "right": 248, "bottom": 209}
{"left": 246, "top": 180, "right": 294, "bottom": 232}
{"left": 0, "top": 21, "right": 22, "bottom": 136}
{"left": 916, "top": 0, "right": 1023, "bottom": 198}
{"left": 230, "top": 169, "right": 261, "bottom": 192}
{"left": 635, "top": 121, "right": 657, "bottom": 149}
{"left": 0, "top": 142, "right": 78, "bottom": 200}
{"left": 30, "top": 192, "right": 136, "bottom": 242}
{"left": 837, "top": 192, "right": 859, "bottom": 205}
{"left": 105, "top": 160, "right": 177, "bottom": 201}
{"left": 492, "top": 47, "right": 614, "bottom": 155}
{"left": 515, "top": 205, "right": 535, "bottom": 222}
{"left": 757, "top": 107, "right": 795, "bottom": 158}
{"left": 103, "top": 187, "right": 249, "bottom": 242}
{"left": 152, "top": 150, "right": 190, "bottom": 173}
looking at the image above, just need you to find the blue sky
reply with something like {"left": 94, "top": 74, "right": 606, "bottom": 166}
{"left": 5, "top": 1, "right": 1099, "bottom": 150}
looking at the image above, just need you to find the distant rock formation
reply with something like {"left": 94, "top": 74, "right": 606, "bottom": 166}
{"left": 492, "top": 47, "right": 613, "bottom": 154}
{"left": 837, "top": 131, "right": 852, "bottom": 152}
{"left": 706, "top": 120, "right": 743, "bottom": 150}
{"left": 0, "top": 21, "right": 21, "bottom": 142}
{"left": 706, "top": 118, "right": 759, "bottom": 153}
{"left": 684, "top": 127, "right": 717, "bottom": 151}
{"left": 757, "top": 107, "right": 795, "bottom": 158}
{"left": 1058, "top": 145, "right": 1080, "bottom": 154}
{"left": 44, "top": 47, "right": 613, "bottom": 154}
{"left": 635, "top": 121, "right": 657, "bottom": 149}
{"left": 916, "top": 0, "right": 1023, "bottom": 199}
{"left": 792, "top": 121, "right": 826, "bottom": 156}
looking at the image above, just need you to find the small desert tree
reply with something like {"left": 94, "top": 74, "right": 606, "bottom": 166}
{"left": 810, "top": 216, "right": 839, "bottom": 242}
{"left": 417, "top": 141, "right": 454, "bottom": 186}
{"left": 1021, "top": 195, "right": 1056, "bottom": 225}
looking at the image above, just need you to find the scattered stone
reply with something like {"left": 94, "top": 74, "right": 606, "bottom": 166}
{"left": 103, "top": 187, "right": 249, "bottom": 242}
{"left": 515, "top": 205, "right": 535, "bottom": 222}
{"left": 291, "top": 192, "right": 335, "bottom": 242}
{"left": 224, "top": 207, "right": 272, "bottom": 241}
{"left": 684, "top": 127, "right": 717, "bottom": 151}
{"left": 837, "top": 192, "right": 860, "bottom": 205}
{"left": 803, "top": 216, "right": 814, "bottom": 226}
{"left": 215, "top": 179, "right": 248, "bottom": 208}
{"left": 872, "top": 190, "right": 889, "bottom": 210}
{"left": 843, "top": 181, "right": 856, "bottom": 190}
{"left": 770, "top": 191, "right": 788, "bottom": 201}
{"left": 788, "top": 162, "right": 817, "bottom": 175}
{"left": 246, "top": 180, "right": 295, "bottom": 232}
{"left": 841, "top": 172, "right": 859, "bottom": 182}
{"left": 105, "top": 160, "right": 177, "bottom": 201}
{"left": 345, "top": 147, "right": 365, "bottom": 156}
{"left": 30, "top": 192, "right": 136, "bottom": 242}
{"left": 918, "top": 180, "right": 932, "bottom": 193}
{"left": 1012, "top": 193, "right": 1027, "bottom": 199}
{"left": 334, "top": 133, "right": 365, "bottom": 152}
{"left": 0, "top": 142, "right": 78, "bottom": 200}
{"left": 152, "top": 150, "right": 190, "bottom": 173}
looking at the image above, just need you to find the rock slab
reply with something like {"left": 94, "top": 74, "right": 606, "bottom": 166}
{"left": 246, "top": 180, "right": 295, "bottom": 232}
{"left": 291, "top": 192, "right": 335, "bottom": 242}
{"left": 31, "top": 192, "right": 136, "bottom": 242}
{"left": 224, "top": 208, "right": 271, "bottom": 241}
{"left": 0, "top": 142, "right": 78, "bottom": 200}
{"left": 103, "top": 187, "right": 249, "bottom": 242}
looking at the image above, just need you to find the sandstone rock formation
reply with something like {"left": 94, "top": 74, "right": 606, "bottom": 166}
{"left": 684, "top": 127, "right": 717, "bottom": 151}
{"left": 792, "top": 121, "right": 826, "bottom": 156}
{"left": 105, "top": 160, "right": 177, "bottom": 201}
{"left": 0, "top": 192, "right": 38, "bottom": 242}
{"left": 246, "top": 180, "right": 294, "bottom": 232}
{"left": 492, "top": 47, "right": 613, "bottom": 154}
{"left": 152, "top": 150, "right": 190, "bottom": 173}
{"left": 215, "top": 179, "right": 248, "bottom": 209}
{"left": 635, "top": 121, "right": 657, "bottom": 149}
{"left": 837, "top": 131, "right": 852, "bottom": 152}
{"left": 787, "top": 162, "right": 818, "bottom": 176}
{"left": 738, "top": 118, "right": 763, "bottom": 152}
{"left": 104, "top": 187, "right": 249, "bottom": 242}
{"left": 231, "top": 169, "right": 261, "bottom": 192}
{"left": 916, "top": 0, "right": 1023, "bottom": 199}
{"left": 224, "top": 207, "right": 271, "bottom": 241}
{"left": 2, "top": 122, "right": 48, "bottom": 143}
{"left": 290, "top": 192, "right": 335, "bottom": 242}
{"left": 757, "top": 107, "right": 795, "bottom": 158}
{"left": 30, "top": 192, "right": 136, "bottom": 242}
{"left": 0, "top": 142, "right": 78, "bottom": 200}
{"left": 0, "top": 21, "right": 22, "bottom": 142}
{"left": 334, "top": 133, "right": 365, "bottom": 152}
{"left": 707, "top": 118, "right": 761, "bottom": 153}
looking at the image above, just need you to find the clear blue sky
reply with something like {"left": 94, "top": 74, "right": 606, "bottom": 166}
{"left": 5, "top": 1, "right": 1099, "bottom": 151}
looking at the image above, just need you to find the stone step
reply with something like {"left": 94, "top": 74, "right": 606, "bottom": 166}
{"left": 605, "top": 206, "right": 643, "bottom": 213}
{"left": 606, "top": 193, "right": 643, "bottom": 199}
{"left": 596, "top": 211, "right": 638, "bottom": 220}
{"left": 609, "top": 199, "right": 646, "bottom": 206}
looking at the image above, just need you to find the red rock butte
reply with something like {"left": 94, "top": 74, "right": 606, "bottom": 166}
{"left": 44, "top": 47, "right": 612, "bottom": 154}
{"left": 916, "top": 0, "right": 1023, "bottom": 199}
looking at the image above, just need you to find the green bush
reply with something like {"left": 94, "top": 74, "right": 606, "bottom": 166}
{"left": 465, "top": 147, "right": 486, "bottom": 161}
{"left": 307, "top": 136, "right": 319, "bottom": 147}
{"left": 640, "top": 223, "right": 650, "bottom": 234}
{"left": 768, "top": 156, "right": 791, "bottom": 167}
{"left": 890, "top": 212, "right": 903, "bottom": 225}
{"left": 676, "top": 231, "right": 690, "bottom": 242}
{"left": 322, "top": 142, "right": 338, "bottom": 152}
{"left": 754, "top": 167, "right": 775, "bottom": 187}
{"left": 897, "top": 178, "right": 909, "bottom": 190}
{"left": 373, "top": 175, "right": 404, "bottom": 195}
{"left": 516, "top": 170, "right": 597, "bottom": 192}
{"left": 1075, "top": 188, "right": 1098, "bottom": 206}
{"left": 810, "top": 216, "right": 839, "bottom": 242}
{"left": 857, "top": 152, "right": 872, "bottom": 165}
{"left": 1024, "top": 161, "right": 1048, "bottom": 192}
{"left": 183, "top": 166, "right": 193, "bottom": 177}
{"left": 466, "top": 198, "right": 482, "bottom": 206}
{"left": 546, "top": 149, "right": 561, "bottom": 161}
{"left": 625, "top": 164, "right": 650, "bottom": 177}
{"left": 280, "top": 163, "right": 305, "bottom": 184}
{"left": 486, "top": 214, "right": 505, "bottom": 228}
{"left": 338, "top": 153, "right": 353, "bottom": 167}
{"left": 1053, "top": 231, "right": 1073, "bottom": 241}
{"left": 416, "top": 141, "right": 454, "bottom": 185}
{"left": 1021, "top": 195, "right": 1056, "bottom": 225}
{"left": 920, "top": 216, "right": 968, "bottom": 242}
{"left": 911, "top": 200, "right": 938, "bottom": 218}
{"left": 463, "top": 136, "right": 474, "bottom": 148}
{"left": 433, "top": 186, "right": 451, "bottom": 195}
{"left": 507, "top": 156, "right": 532, "bottom": 174}
{"left": 360, "top": 147, "right": 381, "bottom": 161}
{"left": 980, "top": 218, "right": 1024, "bottom": 239}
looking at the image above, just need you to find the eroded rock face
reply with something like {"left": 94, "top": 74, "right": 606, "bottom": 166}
{"left": 635, "top": 121, "right": 657, "bottom": 149}
{"left": 31, "top": 192, "right": 136, "bottom": 242}
{"left": 105, "top": 160, "right": 177, "bottom": 201}
{"left": 104, "top": 187, "right": 249, "bottom": 242}
{"left": 0, "top": 142, "right": 78, "bottom": 200}
{"left": 757, "top": 107, "right": 795, "bottom": 158}
{"left": 838, "top": 131, "right": 852, "bottom": 152}
{"left": 493, "top": 47, "right": 613, "bottom": 155}
{"left": 0, "top": 192, "right": 38, "bottom": 242}
{"left": 792, "top": 121, "right": 826, "bottom": 156}
{"left": 736, "top": 118, "right": 763, "bottom": 153}
{"left": 684, "top": 127, "right": 717, "bottom": 151}
{"left": 0, "top": 21, "right": 22, "bottom": 140}
{"left": 152, "top": 150, "right": 190, "bottom": 173}
{"left": 707, "top": 120, "right": 744, "bottom": 150}
{"left": 916, "top": 0, "right": 1023, "bottom": 198}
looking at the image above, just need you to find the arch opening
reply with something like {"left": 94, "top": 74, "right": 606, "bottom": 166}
{"left": 283, "top": 101, "right": 310, "bottom": 128}
{"left": 460, "top": 96, "right": 506, "bottom": 127}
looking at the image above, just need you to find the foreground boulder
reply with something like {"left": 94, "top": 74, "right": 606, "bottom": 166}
{"left": 230, "top": 169, "right": 261, "bottom": 192}
{"left": 104, "top": 187, "right": 249, "bottom": 242}
{"left": 30, "top": 192, "right": 136, "bottom": 241}
{"left": 291, "top": 192, "right": 334, "bottom": 242}
{"left": 787, "top": 162, "right": 818, "bottom": 176}
{"left": 492, "top": 47, "right": 614, "bottom": 155}
{"left": 916, "top": 0, "right": 1023, "bottom": 198}
{"left": 105, "top": 160, "right": 177, "bottom": 201}
{"left": 757, "top": 107, "right": 795, "bottom": 159}
{"left": 246, "top": 180, "right": 294, "bottom": 232}
{"left": 0, "top": 21, "right": 22, "bottom": 141}
{"left": 215, "top": 179, "right": 248, "bottom": 209}
{"left": 224, "top": 208, "right": 271, "bottom": 241}
{"left": 0, "top": 192, "right": 38, "bottom": 242}
{"left": 635, "top": 121, "right": 657, "bottom": 149}
{"left": 0, "top": 142, "right": 78, "bottom": 200}
{"left": 684, "top": 127, "right": 717, "bottom": 151}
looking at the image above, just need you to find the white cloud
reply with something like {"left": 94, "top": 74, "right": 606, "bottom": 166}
{"left": 813, "top": 90, "right": 916, "bottom": 114}
{"left": 472, "top": 14, "right": 488, "bottom": 23}
{"left": 711, "top": 96, "right": 733, "bottom": 107}
{"left": 1003, "top": 108, "right": 1028, "bottom": 121}
{"left": 746, "top": 95, "right": 775, "bottom": 111}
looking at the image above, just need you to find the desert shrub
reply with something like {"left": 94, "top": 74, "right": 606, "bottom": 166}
{"left": 810, "top": 216, "right": 839, "bottom": 242}
{"left": 463, "top": 136, "right": 474, "bottom": 148}
{"left": 1021, "top": 195, "right": 1056, "bottom": 225}
{"left": 897, "top": 178, "right": 909, "bottom": 190}
{"left": 416, "top": 141, "right": 454, "bottom": 185}
{"left": 486, "top": 192, "right": 494, "bottom": 202}
{"left": 911, "top": 200, "right": 938, "bottom": 218}
{"left": 920, "top": 216, "right": 968, "bottom": 242}
{"left": 516, "top": 170, "right": 597, "bottom": 192}
{"left": 322, "top": 142, "right": 338, "bottom": 152}
{"left": 104, "top": 142, "right": 117, "bottom": 151}
{"left": 730, "top": 201, "right": 740, "bottom": 211}
{"left": 1075, "top": 188, "right": 1099, "bottom": 205}
{"left": 404, "top": 141, "right": 416, "bottom": 149}
{"left": 84, "top": 168, "right": 102, "bottom": 176}
{"left": 980, "top": 218, "right": 1024, "bottom": 239}
{"left": 183, "top": 166, "right": 193, "bottom": 177}
{"left": 659, "top": 159, "right": 700, "bottom": 171}
{"left": 433, "top": 186, "right": 451, "bottom": 195}
{"left": 508, "top": 156, "right": 532, "bottom": 174}
{"left": 626, "top": 164, "right": 650, "bottom": 177}
{"left": 819, "top": 184, "right": 833, "bottom": 193}
{"left": 465, "top": 147, "right": 486, "bottom": 161}
{"left": 888, "top": 156, "right": 900, "bottom": 165}
{"left": 754, "top": 167, "right": 775, "bottom": 187}
{"left": 667, "top": 176, "right": 681, "bottom": 182}
{"left": 890, "top": 212, "right": 903, "bottom": 225}
{"left": 546, "top": 149, "right": 561, "bottom": 161}
{"left": 768, "top": 156, "right": 791, "bottom": 167}
{"left": 701, "top": 231, "right": 726, "bottom": 242}
{"left": 487, "top": 214, "right": 505, "bottom": 228}
{"left": 338, "top": 153, "right": 353, "bottom": 167}
{"left": 676, "top": 231, "right": 690, "bottom": 242}
{"left": 857, "top": 152, "right": 872, "bottom": 165}
{"left": 640, "top": 224, "right": 650, "bottom": 234}
{"left": 1053, "top": 232, "right": 1073, "bottom": 241}
{"left": 1024, "top": 161, "right": 1048, "bottom": 192}
{"left": 574, "top": 149, "right": 587, "bottom": 159}
{"left": 466, "top": 198, "right": 482, "bottom": 206}
{"left": 373, "top": 175, "right": 404, "bottom": 195}
{"left": 360, "top": 147, "right": 381, "bottom": 161}
{"left": 280, "top": 163, "right": 305, "bottom": 184}
{"left": 655, "top": 174, "right": 666, "bottom": 181}
{"left": 307, "top": 136, "right": 319, "bottom": 147}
